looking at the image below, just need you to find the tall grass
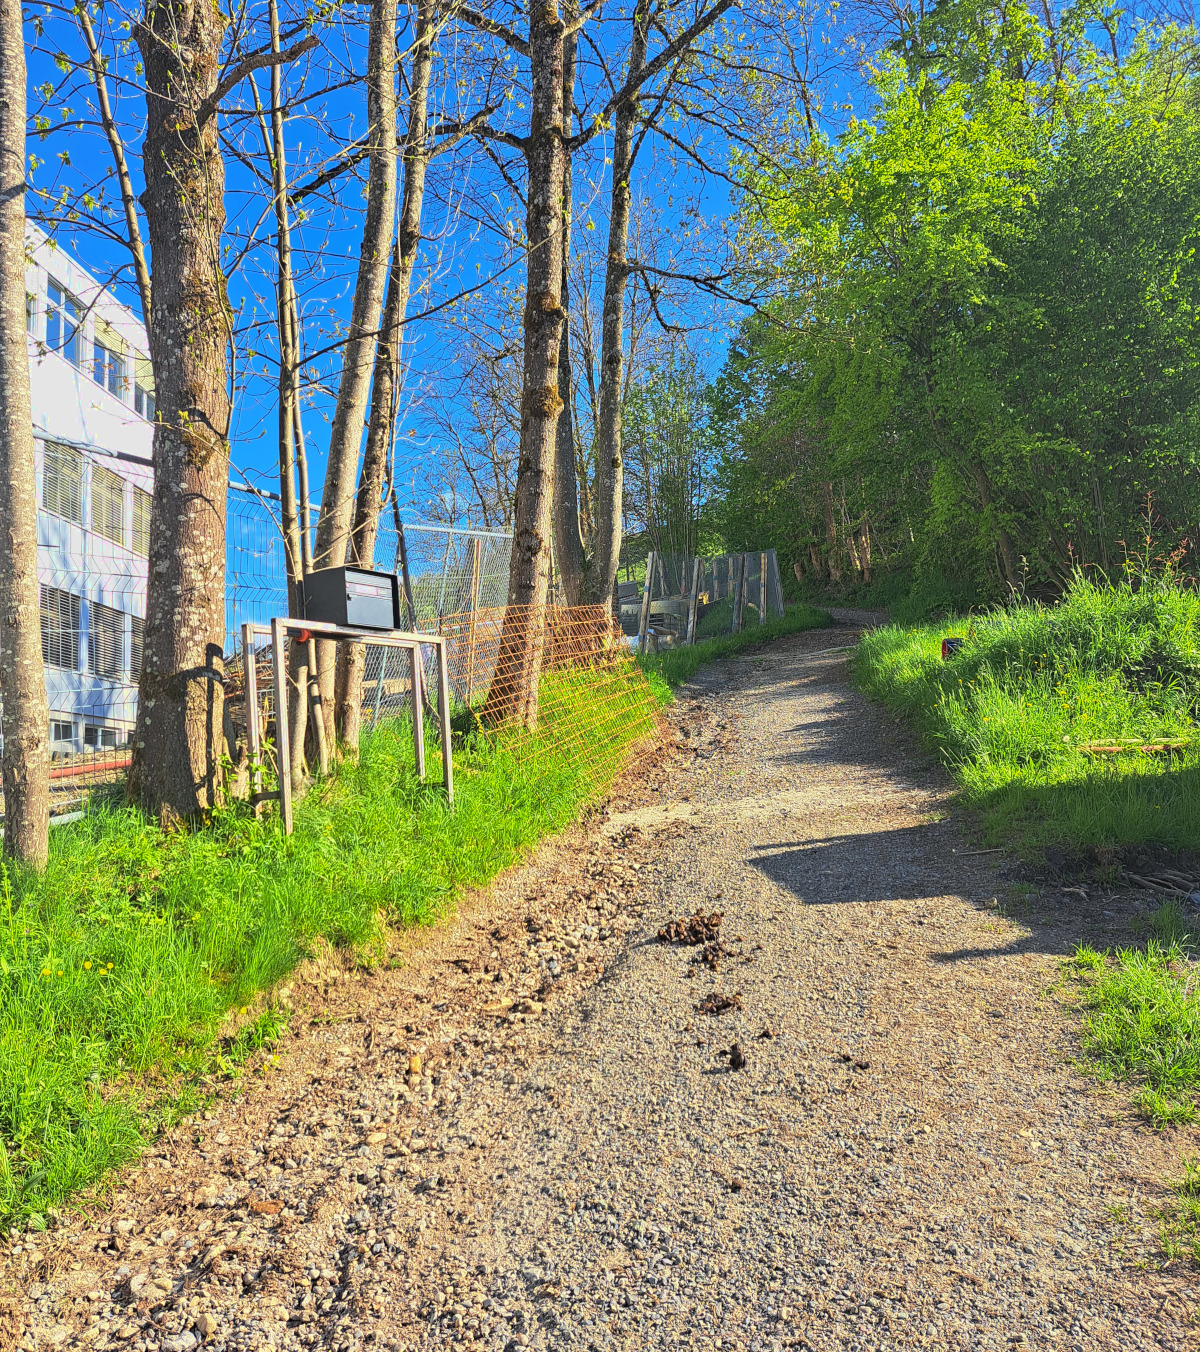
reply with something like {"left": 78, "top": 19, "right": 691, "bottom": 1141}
{"left": 854, "top": 572, "right": 1200, "bottom": 851}
{"left": 639, "top": 601, "right": 832, "bottom": 690}
{"left": 0, "top": 689, "right": 652, "bottom": 1229}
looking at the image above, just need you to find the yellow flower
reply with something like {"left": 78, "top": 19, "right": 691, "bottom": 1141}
{"left": 57, "top": 970, "right": 63, "bottom": 977}
{"left": 41, "top": 968, "right": 49, "bottom": 977}
{"left": 106, "top": 962, "right": 113, "bottom": 970}
{"left": 84, "top": 961, "right": 92, "bottom": 970}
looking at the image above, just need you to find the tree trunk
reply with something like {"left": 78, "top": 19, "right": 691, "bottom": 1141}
{"left": 483, "top": 0, "right": 569, "bottom": 729}
{"left": 312, "top": 0, "right": 398, "bottom": 744}
{"left": 589, "top": 0, "right": 650, "bottom": 610}
{"left": 821, "top": 481, "right": 842, "bottom": 582}
{"left": 552, "top": 9, "right": 587, "bottom": 606}
{"left": 337, "top": 0, "right": 435, "bottom": 748}
{"left": 0, "top": 0, "right": 50, "bottom": 867}
{"left": 129, "top": 0, "right": 233, "bottom": 820}
{"left": 969, "top": 460, "right": 1020, "bottom": 589}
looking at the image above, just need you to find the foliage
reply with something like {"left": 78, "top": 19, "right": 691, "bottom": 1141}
{"left": 853, "top": 571, "right": 1200, "bottom": 851}
{"left": 716, "top": 5, "right": 1200, "bottom": 611}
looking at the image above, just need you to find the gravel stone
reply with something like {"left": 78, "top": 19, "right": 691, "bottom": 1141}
{"left": 0, "top": 616, "right": 1193, "bottom": 1351}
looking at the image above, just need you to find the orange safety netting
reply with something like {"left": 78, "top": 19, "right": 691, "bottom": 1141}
{"left": 438, "top": 603, "right": 660, "bottom": 783}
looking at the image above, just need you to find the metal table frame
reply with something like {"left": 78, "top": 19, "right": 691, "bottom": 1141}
{"left": 240, "top": 617, "right": 454, "bottom": 834}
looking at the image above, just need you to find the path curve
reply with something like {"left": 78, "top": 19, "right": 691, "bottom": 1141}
{"left": 5, "top": 622, "right": 1194, "bottom": 1352}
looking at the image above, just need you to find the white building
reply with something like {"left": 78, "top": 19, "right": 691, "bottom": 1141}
{"left": 24, "top": 226, "right": 155, "bottom": 755}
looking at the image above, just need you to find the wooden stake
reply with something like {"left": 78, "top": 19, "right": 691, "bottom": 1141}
{"left": 242, "top": 623, "right": 263, "bottom": 814}
{"left": 686, "top": 556, "right": 702, "bottom": 645}
{"left": 466, "top": 535, "right": 482, "bottom": 706}
{"left": 638, "top": 549, "right": 656, "bottom": 650}
{"left": 759, "top": 551, "right": 768, "bottom": 625}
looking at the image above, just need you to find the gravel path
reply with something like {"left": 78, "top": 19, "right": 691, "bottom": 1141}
{"left": 6, "top": 623, "right": 1197, "bottom": 1352}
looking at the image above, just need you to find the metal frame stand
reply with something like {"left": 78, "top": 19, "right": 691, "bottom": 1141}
{"left": 241, "top": 616, "right": 453, "bottom": 835}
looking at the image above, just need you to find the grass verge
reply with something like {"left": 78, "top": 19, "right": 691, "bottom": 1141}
{"left": 1069, "top": 903, "right": 1200, "bottom": 1127}
{"left": 638, "top": 601, "right": 832, "bottom": 692}
{"left": 0, "top": 667, "right": 655, "bottom": 1230}
{"left": 853, "top": 571, "right": 1200, "bottom": 853}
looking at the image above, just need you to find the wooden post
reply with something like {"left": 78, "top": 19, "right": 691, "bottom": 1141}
{"left": 637, "top": 549, "right": 656, "bottom": 650}
{"left": 733, "top": 554, "right": 748, "bottom": 633}
{"left": 271, "top": 617, "right": 293, "bottom": 834}
{"left": 760, "top": 551, "right": 768, "bottom": 625}
{"left": 410, "top": 645, "right": 426, "bottom": 779}
{"left": 466, "top": 536, "right": 482, "bottom": 706}
{"left": 769, "top": 548, "right": 786, "bottom": 616}
{"left": 435, "top": 639, "right": 455, "bottom": 804}
{"left": 242, "top": 623, "right": 262, "bottom": 812}
{"left": 686, "top": 556, "right": 702, "bottom": 645}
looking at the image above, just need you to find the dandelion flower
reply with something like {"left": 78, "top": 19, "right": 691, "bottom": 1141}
{"left": 84, "top": 961, "right": 92, "bottom": 970}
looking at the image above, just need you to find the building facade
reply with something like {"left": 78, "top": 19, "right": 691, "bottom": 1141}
{"left": 24, "top": 226, "right": 155, "bottom": 755}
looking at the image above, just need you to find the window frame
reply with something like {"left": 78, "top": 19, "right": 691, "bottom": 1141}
{"left": 41, "top": 441, "right": 84, "bottom": 525}
{"left": 87, "top": 601, "right": 125, "bottom": 681}
{"left": 40, "top": 585, "right": 81, "bottom": 671}
{"left": 91, "top": 463, "right": 127, "bottom": 550}
{"left": 45, "top": 278, "right": 82, "bottom": 366}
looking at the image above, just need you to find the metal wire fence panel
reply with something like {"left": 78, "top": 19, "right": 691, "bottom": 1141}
{"left": 225, "top": 486, "right": 515, "bottom": 644}
{"left": 629, "top": 549, "right": 786, "bottom": 642}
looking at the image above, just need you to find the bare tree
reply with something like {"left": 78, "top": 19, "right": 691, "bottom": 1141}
{"left": 0, "top": 0, "right": 50, "bottom": 866}
{"left": 305, "top": 0, "right": 399, "bottom": 752}
{"left": 127, "top": 0, "right": 315, "bottom": 818}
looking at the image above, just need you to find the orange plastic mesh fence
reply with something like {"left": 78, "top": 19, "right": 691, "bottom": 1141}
{"left": 438, "top": 603, "right": 660, "bottom": 784}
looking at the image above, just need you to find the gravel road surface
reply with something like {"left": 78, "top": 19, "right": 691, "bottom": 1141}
{"left": 5, "top": 620, "right": 1196, "bottom": 1352}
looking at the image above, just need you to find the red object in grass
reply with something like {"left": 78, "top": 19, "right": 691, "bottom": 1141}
{"left": 941, "top": 637, "right": 964, "bottom": 660}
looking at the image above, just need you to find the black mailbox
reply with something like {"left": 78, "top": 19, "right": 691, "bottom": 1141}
{"left": 301, "top": 566, "right": 401, "bottom": 631}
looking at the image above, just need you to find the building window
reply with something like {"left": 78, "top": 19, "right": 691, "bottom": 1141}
{"left": 84, "top": 724, "right": 121, "bottom": 750}
{"left": 91, "top": 464, "right": 126, "bottom": 549}
{"left": 129, "top": 615, "right": 144, "bottom": 678}
{"left": 134, "top": 353, "right": 155, "bottom": 422}
{"left": 49, "top": 720, "right": 76, "bottom": 756}
{"left": 131, "top": 487, "right": 152, "bottom": 558}
{"left": 45, "top": 279, "right": 81, "bottom": 366}
{"left": 88, "top": 602, "right": 125, "bottom": 680}
{"left": 42, "top": 441, "right": 84, "bottom": 525}
{"left": 93, "top": 339, "right": 128, "bottom": 399}
{"left": 40, "top": 586, "right": 81, "bottom": 670}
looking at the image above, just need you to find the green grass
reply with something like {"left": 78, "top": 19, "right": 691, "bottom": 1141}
{"left": 1159, "top": 1156, "right": 1200, "bottom": 1263}
{"left": 1070, "top": 916, "right": 1200, "bottom": 1127}
{"left": 638, "top": 601, "right": 832, "bottom": 691}
{"left": 0, "top": 684, "right": 653, "bottom": 1229}
{"left": 853, "top": 571, "right": 1200, "bottom": 852}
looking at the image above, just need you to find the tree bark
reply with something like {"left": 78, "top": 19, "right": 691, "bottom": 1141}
{"left": 337, "top": 0, "right": 436, "bottom": 748}
{"left": 821, "top": 480, "right": 842, "bottom": 582}
{"left": 0, "top": 0, "right": 50, "bottom": 867}
{"left": 589, "top": 0, "right": 650, "bottom": 610}
{"left": 483, "top": 0, "right": 569, "bottom": 729}
{"left": 552, "top": 7, "right": 587, "bottom": 605}
{"left": 129, "top": 0, "right": 233, "bottom": 820}
{"left": 312, "top": 0, "right": 398, "bottom": 743}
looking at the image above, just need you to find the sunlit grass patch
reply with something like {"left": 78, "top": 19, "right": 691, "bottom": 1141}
{"left": 853, "top": 572, "right": 1200, "bottom": 852}
{"left": 1068, "top": 938, "right": 1200, "bottom": 1128}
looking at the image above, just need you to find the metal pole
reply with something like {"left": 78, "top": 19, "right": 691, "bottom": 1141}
{"left": 410, "top": 644, "right": 426, "bottom": 778}
{"left": 242, "top": 623, "right": 262, "bottom": 812}
{"left": 271, "top": 617, "right": 293, "bottom": 834}
{"left": 370, "top": 644, "right": 389, "bottom": 732}
{"left": 436, "top": 640, "right": 455, "bottom": 804}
